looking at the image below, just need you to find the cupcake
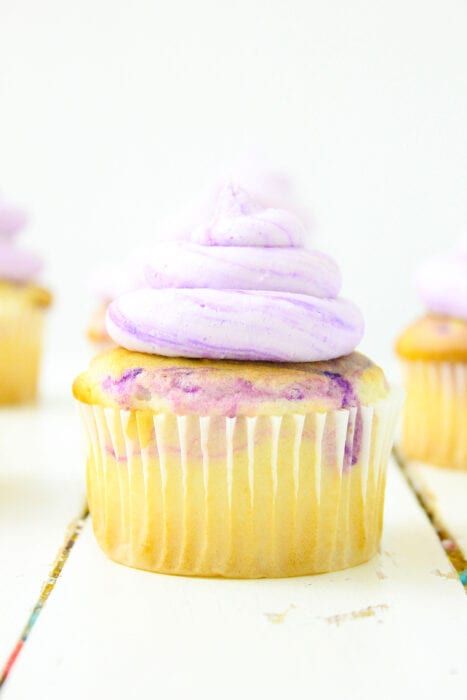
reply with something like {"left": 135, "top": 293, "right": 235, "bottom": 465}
{"left": 87, "top": 258, "right": 146, "bottom": 353}
{"left": 396, "top": 237, "right": 467, "bottom": 470}
{"left": 0, "top": 195, "right": 51, "bottom": 404}
{"left": 74, "top": 184, "right": 400, "bottom": 578}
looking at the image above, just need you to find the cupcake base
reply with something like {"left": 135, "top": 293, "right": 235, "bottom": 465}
{"left": 80, "top": 390, "right": 399, "bottom": 578}
{"left": 402, "top": 360, "right": 467, "bottom": 470}
{"left": 0, "top": 302, "right": 44, "bottom": 404}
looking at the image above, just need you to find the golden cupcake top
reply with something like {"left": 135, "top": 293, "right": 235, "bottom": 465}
{"left": 74, "top": 347, "right": 388, "bottom": 416}
{"left": 396, "top": 314, "right": 467, "bottom": 362}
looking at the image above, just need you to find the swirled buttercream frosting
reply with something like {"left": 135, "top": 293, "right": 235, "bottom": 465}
{"left": 166, "top": 153, "right": 312, "bottom": 241}
{"left": 0, "top": 195, "right": 42, "bottom": 282}
{"left": 415, "top": 236, "right": 467, "bottom": 320}
{"left": 107, "top": 184, "right": 364, "bottom": 362}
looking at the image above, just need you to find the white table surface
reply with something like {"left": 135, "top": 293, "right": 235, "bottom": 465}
{"left": 405, "top": 460, "right": 467, "bottom": 560}
{"left": 0, "top": 399, "right": 85, "bottom": 668}
{"left": 1, "top": 401, "right": 466, "bottom": 699}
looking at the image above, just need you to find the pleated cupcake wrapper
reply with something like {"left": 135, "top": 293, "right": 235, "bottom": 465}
{"left": 401, "top": 360, "right": 467, "bottom": 470}
{"left": 0, "top": 302, "right": 44, "bottom": 404}
{"left": 79, "top": 389, "right": 401, "bottom": 578}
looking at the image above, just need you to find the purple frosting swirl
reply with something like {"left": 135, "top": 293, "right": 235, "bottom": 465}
{"left": 416, "top": 236, "right": 467, "bottom": 320}
{"left": 107, "top": 184, "right": 364, "bottom": 362}
{"left": 192, "top": 183, "right": 305, "bottom": 247}
{"left": 144, "top": 242, "right": 341, "bottom": 297}
{"left": 0, "top": 195, "right": 42, "bottom": 282}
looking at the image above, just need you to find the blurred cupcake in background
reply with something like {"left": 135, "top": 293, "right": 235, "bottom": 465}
{"left": 396, "top": 236, "right": 467, "bottom": 470}
{"left": 74, "top": 183, "right": 400, "bottom": 579}
{"left": 0, "top": 194, "right": 52, "bottom": 404}
{"left": 87, "top": 256, "right": 146, "bottom": 354}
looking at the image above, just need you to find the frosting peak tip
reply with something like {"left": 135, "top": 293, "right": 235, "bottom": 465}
{"left": 191, "top": 182, "right": 306, "bottom": 248}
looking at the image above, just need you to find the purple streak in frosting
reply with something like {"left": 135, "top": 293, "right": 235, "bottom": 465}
{"left": 107, "top": 289, "right": 363, "bottom": 363}
{"left": 144, "top": 242, "right": 341, "bottom": 297}
{"left": 106, "top": 184, "right": 364, "bottom": 362}
{"left": 192, "top": 183, "right": 305, "bottom": 247}
{"left": 415, "top": 235, "right": 467, "bottom": 320}
{"left": 0, "top": 195, "right": 42, "bottom": 282}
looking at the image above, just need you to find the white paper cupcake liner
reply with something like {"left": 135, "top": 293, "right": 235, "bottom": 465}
{"left": 0, "top": 302, "right": 44, "bottom": 404}
{"left": 401, "top": 360, "right": 467, "bottom": 470}
{"left": 79, "top": 388, "right": 401, "bottom": 578}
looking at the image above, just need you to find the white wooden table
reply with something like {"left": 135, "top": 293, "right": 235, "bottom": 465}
{"left": 1, "top": 399, "right": 466, "bottom": 699}
{"left": 0, "top": 399, "right": 85, "bottom": 669}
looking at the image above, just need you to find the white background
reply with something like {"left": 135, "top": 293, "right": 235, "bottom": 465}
{"left": 1, "top": 0, "right": 466, "bottom": 393}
